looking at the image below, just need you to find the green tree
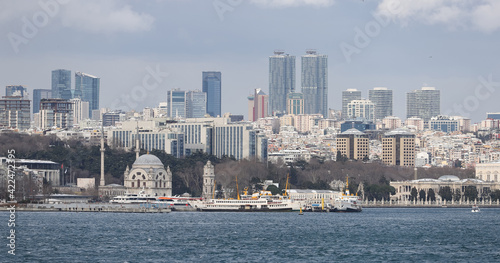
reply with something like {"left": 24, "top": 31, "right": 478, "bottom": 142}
{"left": 464, "top": 186, "right": 478, "bottom": 201}
{"left": 453, "top": 188, "right": 462, "bottom": 201}
{"left": 266, "top": 185, "right": 281, "bottom": 195}
{"left": 427, "top": 188, "right": 436, "bottom": 202}
{"left": 490, "top": 190, "right": 500, "bottom": 201}
{"left": 438, "top": 186, "right": 453, "bottom": 201}
{"left": 418, "top": 189, "right": 426, "bottom": 201}
{"left": 410, "top": 187, "right": 418, "bottom": 201}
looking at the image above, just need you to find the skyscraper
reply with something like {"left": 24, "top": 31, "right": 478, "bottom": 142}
{"left": 301, "top": 50, "right": 328, "bottom": 117}
{"left": 70, "top": 98, "right": 89, "bottom": 125}
{"left": 252, "top": 89, "right": 268, "bottom": 122}
{"left": 269, "top": 51, "right": 295, "bottom": 116}
{"left": 33, "top": 89, "right": 52, "bottom": 114}
{"left": 342, "top": 89, "right": 361, "bottom": 119}
{"left": 6, "top": 85, "right": 28, "bottom": 98}
{"left": 202, "top": 71, "right": 221, "bottom": 117}
{"left": 38, "top": 99, "right": 73, "bottom": 129}
{"left": 75, "top": 72, "right": 100, "bottom": 118}
{"left": 186, "top": 90, "right": 207, "bottom": 118}
{"left": 369, "top": 87, "right": 393, "bottom": 120}
{"left": 406, "top": 87, "right": 440, "bottom": 122}
{"left": 51, "top": 69, "right": 71, "bottom": 100}
{"left": 167, "top": 89, "right": 186, "bottom": 118}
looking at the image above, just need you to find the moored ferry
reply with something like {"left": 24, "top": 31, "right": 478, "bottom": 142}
{"left": 191, "top": 197, "right": 293, "bottom": 212}
{"left": 331, "top": 177, "right": 362, "bottom": 212}
{"left": 110, "top": 191, "right": 156, "bottom": 204}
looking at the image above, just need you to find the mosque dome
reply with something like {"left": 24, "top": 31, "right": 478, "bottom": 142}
{"left": 133, "top": 154, "right": 164, "bottom": 167}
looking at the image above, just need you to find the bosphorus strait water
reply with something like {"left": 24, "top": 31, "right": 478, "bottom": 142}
{"left": 2, "top": 208, "right": 500, "bottom": 262}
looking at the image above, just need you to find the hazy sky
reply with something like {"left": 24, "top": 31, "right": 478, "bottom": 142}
{"left": 1, "top": 0, "right": 499, "bottom": 122}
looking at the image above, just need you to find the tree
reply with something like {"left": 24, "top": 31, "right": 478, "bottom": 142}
{"left": 453, "top": 188, "right": 462, "bottom": 201}
{"left": 490, "top": 190, "right": 500, "bottom": 201}
{"left": 419, "top": 189, "right": 426, "bottom": 201}
{"left": 464, "top": 186, "right": 478, "bottom": 201}
{"left": 438, "top": 186, "right": 453, "bottom": 201}
{"left": 427, "top": 188, "right": 436, "bottom": 202}
{"left": 266, "top": 185, "right": 280, "bottom": 195}
{"left": 410, "top": 187, "right": 418, "bottom": 201}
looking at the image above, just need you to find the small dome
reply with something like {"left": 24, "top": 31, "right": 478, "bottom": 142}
{"left": 133, "top": 154, "right": 164, "bottom": 166}
{"left": 438, "top": 175, "right": 460, "bottom": 181}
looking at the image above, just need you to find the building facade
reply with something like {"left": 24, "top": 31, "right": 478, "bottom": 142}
{"left": 429, "top": 115, "right": 459, "bottom": 133}
{"left": 406, "top": 87, "right": 440, "bottom": 122}
{"left": 336, "top": 128, "right": 369, "bottom": 160}
{"left": 202, "top": 71, "right": 221, "bottom": 117}
{"left": 51, "top": 69, "right": 71, "bottom": 100}
{"left": 6, "top": 85, "right": 28, "bottom": 98}
{"left": 301, "top": 50, "right": 328, "bottom": 117}
{"left": 342, "top": 89, "right": 362, "bottom": 119}
{"left": 167, "top": 89, "right": 187, "bottom": 119}
{"left": 286, "top": 92, "right": 304, "bottom": 115}
{"left": 382, "top": 129, "right": 415, "bottom": 167}
{"left": 269, "top": 51, "right": 295, "bottom": 116}
{"left": 33, "top": 89, "right": 51, "bottom": 114}
{"left": 0, "top": 96, "right": 31, "bottom": 130}
{"left": 70, "top": 98, "right": 89, "bottom": 125}
{"left": 369, "top": 87, "right": 392, "bottom": 120}
{"left": 347, "top": 99, "right": 375, "bottom": 121}
{"left": 74, "top": 72, "right": 100, "bottom": 118}
{"left": 252, "top": 89, "right": 268, "bottom": 122}
{"left": 186, "top": 90, "right": 207, "bottom": 118}
{"left": 38, "top": 99, "right": 74, "bottom": 129}
{"left": 123, "top": 154, "right": 172, "bottom": 197}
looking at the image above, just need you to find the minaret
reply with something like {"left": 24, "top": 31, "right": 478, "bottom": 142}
{"left": 100, "top": 124, "right": 105, "bottom": 187}
{"left": 203, "top": 161, "right": 215, "bottom": 200}
{"left": 135, "top": 122, "right": 140, "bottom": 160}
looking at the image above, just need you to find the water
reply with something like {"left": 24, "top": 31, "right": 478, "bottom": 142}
{"left": 1, "top": 208, "right": 499, "bottom": 262}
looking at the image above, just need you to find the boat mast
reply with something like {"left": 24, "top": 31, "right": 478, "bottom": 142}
{"left": 236, "top": 176, "right": 240, "bottom": 200}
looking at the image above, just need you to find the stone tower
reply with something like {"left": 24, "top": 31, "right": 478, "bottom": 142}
{"left": 203, "top": 161, "right": 215, "bottom": 200}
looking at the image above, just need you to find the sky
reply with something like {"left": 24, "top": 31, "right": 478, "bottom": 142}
{"left": 1, "top": 0, "right": 499, "bottom": 123}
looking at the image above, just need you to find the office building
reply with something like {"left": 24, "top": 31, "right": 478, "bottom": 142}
{"left": 38, "top": 99, "right": 73, "bottom": 129}
{"left": 382, "top": 116, "right": 402, "bottom": 130}
{"left": 33, "top": 89, "right": 52, "bottom": 114}
{"left": 6, "top": 85, "right": 28, "bottom": 98}
{"left": 336, "top": 128, "right": 369, "bottom": 160}
{"left": 186, "top": 90, "right": 207, "bottom": 118}
{"left": 406, "top": 87, "right": 440, "bottom": 122}
{"left": 213, "top": 122, "right": 267, "bottom": 161}
{"left": 269, "top": 51, "right": 295, "bottom": 115}
{"left": 70, "top": 98, "right": 89, "bottom": 125}
{"left": 75, "top": 72, "right": 100, "bottom": 118}
{"left": 202, "top": 71, "right": 221, "bottom": 117}
{"left": 340, "top": 120, "right": 376, "bottom": 133}
{"left": 51, "top": 69, "right": 72, "bottom": 100}
{"left": 369, "top": 87, "right": 393, "bottom": 120}
{"left": 487, "top": 113, "right": 500, "bottom": 120}
{"left": 342, "top": 89, "right": 361, "bottom": 119}
{"left": 251, "top": 89, "right": 268, "bottom": 122}
{"left": 103, "top": 112, "right": 121, "bottom": 127}
{"left": 167, "top": 89, "right": 186, "bottom": 119}
{"left": 0, "top": 96, "right": 31, "bottom": 130}
{"left": 247, "top": 95, "right": 254, "bottom": 121}
{"left": 382, "top": 129, "right": 415, "bottom": 167}
{"left": 286, "top": 92, "right": 304, "bottom": 115}
{"left": 347, "top": 99, "right": 375, "bottom": 121}
{"left": 301, "top": 50, "right": 328, "bottom": 117}
{"left": 429, "top": 115, "right": 459, "bottom": 133}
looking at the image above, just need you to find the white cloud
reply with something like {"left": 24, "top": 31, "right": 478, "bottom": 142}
{"left": 376, "top": 0, "right": 500, "bottom": 33}
{"left": 60, "top": 1, "right": 154, "bottom": 33}
{"left": 250, "top": 0, "right": 335, "bottom": 8}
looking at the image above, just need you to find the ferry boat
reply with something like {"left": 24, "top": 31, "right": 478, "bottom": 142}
{"left": 154, "top": 196, "right": 198, "bottom": 211}
{"left": 191, "top": 197, "right": 293, "bottom": 212}
{"left": 331, "top": 177, "right": 362, "bottom": 212}
{"left": 109, "top": 191, "right": 156, "bottom": 204}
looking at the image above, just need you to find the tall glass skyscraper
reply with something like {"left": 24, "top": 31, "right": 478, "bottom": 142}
{"left": 369, "top": 87, "right": 393, "bottom": 120}
{"left": 202, "top": 71, "right": 221, "bottom": 117}
{"left": 406, "top": 87, "right": 440, "bottom": 122}
{"left": 301, "top": 50, "right": 328, "bottom": 117}
{"left": 6, "top": 85, "right": 28, "bottom": 98}
{"left": 342, "top": 89, "right": 361, "bottom": 119}
{"left": 269, "top": 51, "right": 295, "bottom": 116}
{"left": 167, "top": 89, "right": 187, "bottom": 118}
{"left": 186, "top": 90, "right": 207, "bottom": 118}
{"left": 33, "top": 89, "right": 52, "bottom": 114}
{"left": 51, "top": 69, "right": 71, "bottom": 100}
{"left": 75, "top": 72, "right": 100, "bottom": 118}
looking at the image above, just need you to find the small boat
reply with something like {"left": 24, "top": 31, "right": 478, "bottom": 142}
{"left": 471, "top": 205, "right": 480, "bottom": 213}
{"left": 331, "top": 176, "right": 362, "bottom": 212}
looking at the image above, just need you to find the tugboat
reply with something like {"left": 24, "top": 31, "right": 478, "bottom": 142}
{"left": 331, "top": 177, "right": 362, "bottom": 212}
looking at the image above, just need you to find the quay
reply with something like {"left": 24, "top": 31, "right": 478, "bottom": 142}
{"left": 0, "top": 203, "right": 171, "bottom": 213}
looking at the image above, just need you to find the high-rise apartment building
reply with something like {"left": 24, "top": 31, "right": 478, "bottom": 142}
{"left": 247, "top": 95, "right": 254, "bottom": 121}
{"left": 406, "top": 87, "right": 440, "bottom": 122}
{"left": 186, "top": 90, "right": 207, "bottom": 118}
{"left": 0, "top": 96, "right": 31, "bottom": 130}
{"left": 369, "top": 87, "right": 393, "bottom": 120}
{"left": 6, "top": 85, "right": 28, "bottom": 98}
{"left": 70, "top": 98, "right": 89, "bottom": 125}
{"left": 38, "top": 99, "right": 74, "bottom": 129}
{"left": 301, "top": 50, "right": 328, "bottom": 117}
{"left": 167, "top": 89, "right": 186, "bottom": 118}
{"left": 286, "top": 92, "right": 304, "bottom": 115}
{"left": 269, "top": 51, "right": 295, "bottom": 116}
{"left": 51, "top": 69, "right": 72, "bottom": 100}
{"left": 342, "top": 89, "right": 361, "bottom": 119}
{"left": 75, "top": 72, "right": 100, "bottom": 118}
{"left": 336, "top": 128, "right": 369, "bottom": 160}
{"left": 33, "top": 89, "right": 52, "bottom": 114}
{"left": 347, "top": 99, "right": 375, "bottom": 121}
{"left": 382, "top": 129, "right": 415, "bottom": 167}
{"left": 252, "top": 89, "right": 268, "bottom": 122}
{"left": 202, "top": 71, "right": 221, "bottom": 117}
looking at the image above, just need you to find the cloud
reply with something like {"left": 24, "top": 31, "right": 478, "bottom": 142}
{"left": 376, "top": 0, "right": 500, "bottom": 33}
{"left": 250, "top": 0, "right": 335, "bottom": 8}
{"left": 60, "top": 0, "right": 154, "bottom": 33}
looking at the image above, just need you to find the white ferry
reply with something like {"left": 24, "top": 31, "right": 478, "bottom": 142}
{"left": 110, "top": 191, "right": 156, "bottom": 204}
{"left": 191, "top": 191, "right": 294, "bottom": 212}
{"left": 154, "top": 196, "right": 198, "bottom": 211}
{"left": 331, "top": 177, "right": 362, "bottom": 212}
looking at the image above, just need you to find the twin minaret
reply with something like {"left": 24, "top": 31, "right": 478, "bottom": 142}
{"left": 203, "top": 161, "right": 215, "bottom": 200}
{"left": 99, "top": 123, "right": 105, "bottom": 187}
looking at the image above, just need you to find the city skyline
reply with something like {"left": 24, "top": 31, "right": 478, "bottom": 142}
{"left": 1, "top": 1, "right": 499, "bottom": 123}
